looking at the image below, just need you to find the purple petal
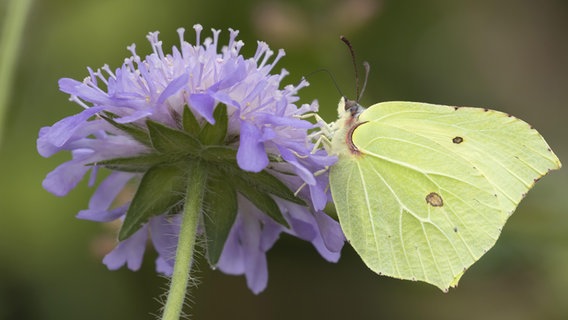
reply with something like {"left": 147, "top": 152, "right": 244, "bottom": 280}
{"left": 287, "top": 216, "right": 316, "bottom": 241}
{"left": 58, "top": 78, "right": 84, "bottom": 94}
{"left": 76, "top": 170, "right": 133, "bottom": 222}
{"left": 282, "top": 202, "right": 317, "bottom": 241}
{"left": 189, "top": 93, "right": 216, "bottom": 123}
{"left": 209, "top": 91, "right": 240, "bottom": 109}
{"left": 260, "top": 127, "right": 276, "bottom": 141}
{"left": 58, "top": 79, "right": 112, "bottom": 105}
{"left": 37, "top": 106, "right": 105, "bottom": 157}
{"left": 256, "top": 113, "right": 313, "bottom": 129}
{"left": 278, "top": 199, "right": 343, "bottom": 262}
{"left": 103, "top": 225, "right": 148, "bottom": 271}
{"left": 308, "top": 180, "right": 328, "bottom": 211}
{"left": 314, "top": 211, "right": 345, "bottom": 253}
{"left": 86, "top": 171, "right": 132, "bottom": 210}
{"left": 245, "top": 251, "right": 268, "bottom": 295}
{"left": 157, "top": 72, "right": 189, "bottom": 105}
{"left": 311, "top": 151, "right": 338, "bottom": 167}
{"left": 212, "top": 57, "right": 247, "bottom": 91}
{"left": 277, "top": 146, "right": 315, "bottom": 185}
{"left": 77, "top": 203, "right": 128, "bottom": 222}
{"left": 149, "top": 214, "right": 181, "bottom": 273}
{"left": 217, "top": 218, "right": 245, "bottom": 275}
{"left": 37, "top": 127, "right": 60, "bottom": 158}
{"left": 237, "top": 121, "right": 268, "bottom": 172}
{"left": 42, "top": 151, "right": 93, "bottom": 196}
{"left": 310, "top": 232, "right": 341, "bottom": 263}
{"left": 156, "top": 256, "right": 173, "bottom": 275}
{"left": 259, "top": 221, "right": 282, "bottom": 251}
{"left": 217, "top": 201, "right": 272, "bottom": 294}
{"left": 241, "top": 212, "right": 268, "bottom": 294}
{"left": 114, "top": 110, "right": 153, "bottom": 123}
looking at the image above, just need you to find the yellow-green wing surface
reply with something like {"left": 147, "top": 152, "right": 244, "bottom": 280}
{"left": 330, "top": 101, "right": 561, "bottom": 291}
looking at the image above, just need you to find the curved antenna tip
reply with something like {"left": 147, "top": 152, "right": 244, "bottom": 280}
{"left": 359, "top": 62, "right": 371, "bottom": 101}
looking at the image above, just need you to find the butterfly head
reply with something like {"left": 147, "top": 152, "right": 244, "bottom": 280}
{"left": 331, "top": 97, "right": 366, "bottom": 157}
{"left": 338, "top": 97, "right": 365, "bottom": 119}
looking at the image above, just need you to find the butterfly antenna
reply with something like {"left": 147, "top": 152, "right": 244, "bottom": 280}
{"left": 304, "top": 69, "right": 345, "bottom": 98}
{"left": 340, "top": 35, "right": 360, "bottom": 101}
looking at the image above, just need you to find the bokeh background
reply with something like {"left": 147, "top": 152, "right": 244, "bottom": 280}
{"left": 1, "top": 0, "right": 567, "bottom": 319}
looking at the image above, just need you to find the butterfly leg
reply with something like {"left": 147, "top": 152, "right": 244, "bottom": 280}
{"left": 309, "top": 134, "right": 332, "bottom": 154}
{"left": 295, "top": 113, "right": 336, "bottom": 137}
{"left": 294, "top": 167, "right": 330, "bottom": 196}
{"left": 294, "top": 112, "right": 336, "bottom": 153}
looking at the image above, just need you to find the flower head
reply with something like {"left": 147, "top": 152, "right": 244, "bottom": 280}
{"left": 38, "top": 25, "right": 344, "bottom": 293}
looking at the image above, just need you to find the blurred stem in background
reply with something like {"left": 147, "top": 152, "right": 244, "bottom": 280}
{"left": 0, "top": 0, "right": 33, "bottom": 146}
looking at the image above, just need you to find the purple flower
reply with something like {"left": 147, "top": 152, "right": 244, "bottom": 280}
{"left": 38, "top": 25, "right": 344, "bottom": 293}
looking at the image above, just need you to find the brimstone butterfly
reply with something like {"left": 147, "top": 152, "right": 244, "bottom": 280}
{"left": 328, "top": 97, "right": 561, "bottom": 291}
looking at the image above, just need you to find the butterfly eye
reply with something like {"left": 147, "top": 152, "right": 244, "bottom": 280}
{"left": 344, "top": 99, "right": 363, "bottom": 117}
{"left": 344, "top": 99, "right": 360, "bottom": 112}
{"left": 350, "top": 106, "right": 360, "bottom": 116}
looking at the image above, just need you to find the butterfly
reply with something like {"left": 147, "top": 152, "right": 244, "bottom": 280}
{"left": 326, "top": 37, "right": 561, "bottom": 291}
{"left": 328, "top": 97, "right": 561, "bottom": 291}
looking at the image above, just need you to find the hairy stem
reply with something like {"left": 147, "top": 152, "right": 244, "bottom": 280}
{"left": 161, "top": 162, "right": 207, "bottom": 320}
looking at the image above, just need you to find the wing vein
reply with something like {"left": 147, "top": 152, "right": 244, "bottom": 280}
{"left": 365, "top": 162, "right": 405, "bottom": 277}
{"left": 356, "top": 161, "right": 383, "bottom": 267}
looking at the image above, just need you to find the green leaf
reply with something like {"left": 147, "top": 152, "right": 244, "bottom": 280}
{"left": 234, "top": 175, "right": 289, "bottom": 228}
{"left": 203, "top": 175, "right": 238, "bottom": 266}
{"left": 92, "top": 153, "right": 166, "bottom": 172}
{"left": 146, "top": 120, "right": 201, "bottom": 155}
{"left": 119, "top": 164, "right": 186, "bottom": 240}
{"left": 199, "top": 104, "right": 228, "bottom": 145}
{"left": 182, "top": 105, "right": 201, "bottom": 136}
{"left": 101, "top": 113, "right": 151, "bottom": 146}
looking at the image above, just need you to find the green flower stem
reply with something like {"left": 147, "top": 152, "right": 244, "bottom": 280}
{"left": 161, "top": 162, "right": 207, "bottom": 320}
{"left": 0, "top": 0, "right": 33, "bottom": 145}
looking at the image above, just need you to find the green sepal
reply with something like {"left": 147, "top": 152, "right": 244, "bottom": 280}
{"left": 101, "top": 113, "right": 151, "bottom": 146}
{"left": 233, "top": 175, "right": 289, "bottom": 228}
{"left": 119, "top": 164, "right": 186, "bottom": 240}
{"left": 199, "top": 104, "right": 228, "bottom": 145}
{"left": 146, "top": 120, "right": 201, "bottom": 155}
{"left": 200, "top": 145, "right": 238, "bottom": 163}
{"left": 182, "top": 105, "right": 201, "bottom": 136}
{"left": 235, "top": 170, "right": 306, "bottom": 206}
{"left": 91, "top": 153, "right": 166, "bottom": 172}
{"left": 203, "top": 174, "right": 238, "bottom": 266}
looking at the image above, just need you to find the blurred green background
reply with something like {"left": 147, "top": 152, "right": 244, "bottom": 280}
{"left": 1, "top": 0, "right": 567, "bottom": 319}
